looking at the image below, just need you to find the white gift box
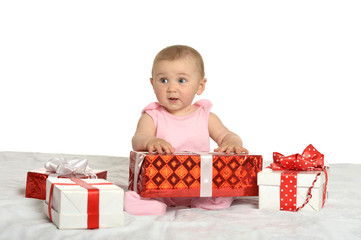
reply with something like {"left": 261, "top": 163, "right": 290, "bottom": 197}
{"left": 257, "top": 168, "right": 327, "bottom": 211}
{"left": 44, "top": 178, "right": 124, "bottom": 229}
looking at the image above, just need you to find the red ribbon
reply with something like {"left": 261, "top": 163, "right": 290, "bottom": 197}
{"left": 48, "top": 178, "right": 112, "bottom": 229}
{"left": 270, "top": 144, "right": 328, "bottom": 211}
{"left": 279, "top": 170, "right": 299, "bottom": 211}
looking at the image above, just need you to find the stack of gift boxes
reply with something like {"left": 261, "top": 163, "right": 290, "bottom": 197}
{"left": 25, "top": 158, "right": 124, "bottom": 229}
{"left": 128, "top": 145, "right": 327, "bottom": 212}
{"left": 25, "top": 145, "right": 328, "bottom": 230}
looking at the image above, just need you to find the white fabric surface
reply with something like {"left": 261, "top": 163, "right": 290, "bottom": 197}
{"left": 0, "top": 151, "right": 360, "bottom": 240}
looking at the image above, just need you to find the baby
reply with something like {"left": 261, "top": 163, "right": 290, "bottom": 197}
{"left": 126, "top": 45, "right": 249, "bottom": 215}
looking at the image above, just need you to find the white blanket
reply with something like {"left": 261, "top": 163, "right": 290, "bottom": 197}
{"left": 1, "top": 151, "right": 360, "bottom": 240}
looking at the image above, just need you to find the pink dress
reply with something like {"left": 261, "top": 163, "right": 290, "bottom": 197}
{"left": 143, "top": 99, "right": 211, "bottom": 152}
{"left": 125, "top": 100, "right": 234, "bottom": 215}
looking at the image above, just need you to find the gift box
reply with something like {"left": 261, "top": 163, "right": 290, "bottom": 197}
{"left": 26, "top": 158, "right": 107, "bottom": 200}
{"left": 258, "top": 168, "right": 327, "bottom": 211}
{"left": 128, "top": 151, "right": 263, "bottom": 198}
{"left": 258, "top": 144, "right": 328, "bottom": 212}
{"left": 44, "top": 177, "right": 124, "bottom": 229}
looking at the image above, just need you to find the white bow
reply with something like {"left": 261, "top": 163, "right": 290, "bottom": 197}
{"left": 44, "top": 157, "right": 96, "bottom": 178}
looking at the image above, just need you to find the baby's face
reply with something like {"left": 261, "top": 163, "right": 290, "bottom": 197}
{"left": 151, "top": 57, "right": 205, "bottom": 116}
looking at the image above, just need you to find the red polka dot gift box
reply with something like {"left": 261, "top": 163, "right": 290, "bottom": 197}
{"left": 128, "top": 151, "right": 263, "bottom": 198}
{"left": 257, "top": 144, "right": 328, "bottom": 212}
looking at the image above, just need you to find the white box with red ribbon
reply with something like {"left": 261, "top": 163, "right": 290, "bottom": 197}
{"left": 258, "top": 168, "right": 327, "bottom": 211}
{"left": 44, "top": 178, "right": 124, "bottom": 229}
{"left": 257, "top": 144, "right": 328, "bottom": 212}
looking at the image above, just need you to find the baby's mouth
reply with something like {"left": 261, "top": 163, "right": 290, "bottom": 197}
{"left": 168, "top": 97, "right": 179, "bottom": 103}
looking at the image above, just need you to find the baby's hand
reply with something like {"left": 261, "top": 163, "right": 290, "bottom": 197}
{"left": 214, "top": 135, "right": 249, "bottom": 154}
{"left": 214, "top": 144, "right": 249, "bottom": 154}
{"left": 146, "top": 138, "right": 175, "bottom": 154}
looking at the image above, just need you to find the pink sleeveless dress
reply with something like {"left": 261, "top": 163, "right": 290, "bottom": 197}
{"left": 143, "top": 99, "right": 211, "bottom": 152}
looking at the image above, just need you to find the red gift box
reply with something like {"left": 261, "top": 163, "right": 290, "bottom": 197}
{"left": 26, "top": 168, "right": 107, "bottom": 200}
{"left": 128, "top": 151, "right": 262, "bottom": 198}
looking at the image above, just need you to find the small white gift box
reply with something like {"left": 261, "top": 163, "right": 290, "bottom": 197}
{"left": 257, "top": 168, "right": 327, "bottom": 211}
{"left": 44, "top": 177, "right": 124, "bottom": 229}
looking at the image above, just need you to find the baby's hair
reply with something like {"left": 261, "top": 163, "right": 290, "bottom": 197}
{"left": 152, "top": 45, "right": 205, "bottom": 78}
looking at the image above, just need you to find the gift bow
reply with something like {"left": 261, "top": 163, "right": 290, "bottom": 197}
{"left": 270, "top": 144, "right": 325, "bottom": 171}
{"left": 44, "top": 158, "right": 96, "bottom": 178}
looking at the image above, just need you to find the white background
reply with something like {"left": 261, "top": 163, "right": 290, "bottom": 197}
{"left": 1, "top": 1, "right": 360, "bottom": 163}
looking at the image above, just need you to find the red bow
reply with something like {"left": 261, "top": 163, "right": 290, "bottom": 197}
{"left": 271, "top": 144, "right": 325, "bottom": 171}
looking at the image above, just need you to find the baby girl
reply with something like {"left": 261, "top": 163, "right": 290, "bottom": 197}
{"left": 126, "top": 45, "right": 249, "bottom": 215}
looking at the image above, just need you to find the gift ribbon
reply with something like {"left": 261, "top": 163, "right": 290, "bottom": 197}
{"left": 196, "top": 152, "right": 213, "bottom": 197}
{"left": 279, "top": 170, "right": 298, "bottom": 211}
{"left": 270, "top": 144, "right": 328, "bottom": 211}
{"left": 44, "top": 158, "right": 97, "bottom": 179}
{"left": 48, "top": 178, "right": 112, "bottom": 229}
{"left": 132, "top": 152, "right": 147, "bottom": 192}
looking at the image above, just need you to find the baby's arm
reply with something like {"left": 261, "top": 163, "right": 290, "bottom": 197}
{"left": 132, "top": 113, "right": 175, "bottom": 154}
{"left": 209, "top": 112, "right": 249, "bottom": 154}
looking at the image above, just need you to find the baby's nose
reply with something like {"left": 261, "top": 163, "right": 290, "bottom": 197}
{"left": 167, "top": 82, "right": 177, "bottom": 92}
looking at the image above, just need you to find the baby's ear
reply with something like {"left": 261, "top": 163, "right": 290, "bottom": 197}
{"left": 150, "top": 78, "right": 155, "bottom": 89}
{"left": 197, "top": 78, "right": 207, "bottom": 95}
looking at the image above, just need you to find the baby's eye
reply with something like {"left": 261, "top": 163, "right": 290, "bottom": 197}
{"left": 178, "top": 78, "right": 186, "bottom": 83}
{"left": 160, "top": 78, "right": 168, "bottom": 83}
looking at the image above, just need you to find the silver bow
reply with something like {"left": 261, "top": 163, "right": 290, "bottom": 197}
{"left": 44, "top": 157, "right": 97, "bottom": 179}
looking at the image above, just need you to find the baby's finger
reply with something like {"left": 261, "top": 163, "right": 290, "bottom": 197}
{"left": 214, "top": 147, "right": 221, "bottom": 152}
{"left": 241, "top": 147, "right": 249, "bottom": 154}
{"left": 159, "top": 141, "right": 173, "bottom": 154}
{"left": 169, "top": 146, "right": 176, "bottom": 154}
{"left": 147, "top": 145, "right": 155, "bottom": 154}
{"left": 163, "top": 144, "right": 173, "bottom": 154}
{"left": 234, "top": 146, "right": 243, "bottom": 154}
{"left": 154, "top": 144, "right": 164, "bottom": 154}
{"left": 225, "top": 146, "right": 233, "bottom": 154}
{"left": 215, "top": 146, "right": 226, "bottom": 153}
